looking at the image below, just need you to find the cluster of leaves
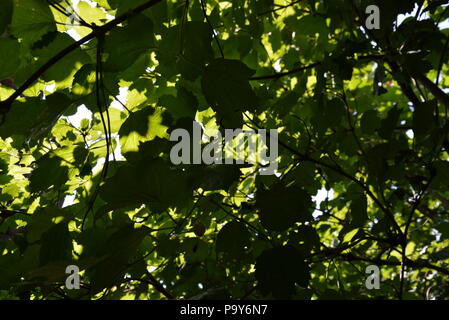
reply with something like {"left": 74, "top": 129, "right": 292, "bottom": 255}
{"left": 1, "top": 0, "right": 449, "bottom": 300}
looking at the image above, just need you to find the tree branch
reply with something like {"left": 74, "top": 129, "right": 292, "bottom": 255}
{"left": 200, "top": 0, "right": 224, "bottom": 58}
{"left": 248, "top": 54, "right": 385, "bottom": 81}
{"left": 128, "top": 273, "right": 175, "bottom": 300}
{"left": 340, "top": 253, "right": 449, "bottom": 277}
{"left": 386, "top": 60, "right": 421, "bottom": 105}
{"left": 249, "top": 62, "right": 320, "bottom": 81}
{"left": 414, "top": 73, "right": 449, "bottom": 109}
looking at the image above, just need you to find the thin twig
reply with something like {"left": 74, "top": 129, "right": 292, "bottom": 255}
{"left": 200, "top": 0, "right": 224, "bottom": 58}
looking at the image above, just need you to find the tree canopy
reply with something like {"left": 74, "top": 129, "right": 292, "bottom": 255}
{"left": 1, "top": 0, "right": 449, "bottom": 300}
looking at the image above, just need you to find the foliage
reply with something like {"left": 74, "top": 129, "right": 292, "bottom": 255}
{"left": 1, "top": 0, "right": 449, "bottom": 300}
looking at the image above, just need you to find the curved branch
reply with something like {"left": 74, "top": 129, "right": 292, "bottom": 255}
{"left": 249, "top": 62, "right": 320, "bottom": 81}
{"left": 414, "top": 73, "right": 449, "bottom": 109}
{"left": 340, "top": 253, "right": 449, "bottom": 277}
{"left": 200, "top": 0, "right": 224, "bottom": 58}
{"left": 248, "top": 55, "right": 384, "bottom": 81}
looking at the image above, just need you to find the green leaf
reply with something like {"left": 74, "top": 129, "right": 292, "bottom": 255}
{"left": 0, "top": 38, "right": 21, "bottom": 80}
{"left": 118, "top": 107, "right": 169, "bottom": 154}
{"left": 187, "top": 164, "right": 243, "bottom": 191}
{"left": 402, "top": 54, "right": 433, "bottom": 77}
{"left": 350, "top": 193, "right": 368, "bottom": 227}
{"left": 201, "top": 58, "right": 258, "bottom": 128}
{"left": 159, "top": 86, "right": 197, "bottom": 120}
{"left": 361, "top": 110, "right": 381, "bottom": 135}
{"left": 325, "top": 99, "right": 346, "bottom": 126}
{"left": 29, "top": 155, "right": 69, "bottom": 192}
{"left": 77, "top": 1, "right": 106, "bottom": 25}
{"left": 256, "top": 183, "right": 312, "bottom": 231}
{"left": 0, "top": 0, "right": 13, "bottom": 34}
{"left": 39, "top": 222, "right": 72, "bottom": 266}
{"left": 342, "top": 228, "right": 359, "bottom": 243}
{"left": 10, "top": 0, "right": 56, "bottom": 46}
{"left": 103, "top": 14, "right": 155, "bottom": 72}
{"left": 311, "top": 98, "right": 345, "bottom": 133}
{"left": 216, "top": 221, "right": 251, "bottom": 258}
{"left": 413, "top": 100, "right": 436, "bottom": 136}
{"left": 0, "top": 93, "right": 73, "bottom": 143}
{"left": 157, "top": 237, "right": 180, "bottom": 258}
{"left": 295, "top": 15, "right": 328, "bottom": 36}
{"left": 437, "top": 222, "right": 449, "bottom": 240}
{"left": 157, "top": 21, "right": 213, "bottom": 79}
{"left": 255, "top": 246, "right": 310, "bottom": 299}
{"left": 181, "top": 237, "right": 209, "bottom": 263}
{"left": 289, "top": 225, "right": 321, "bottom": 252}
{"left": 32, "top": 33, "right": 91, "bottom": 88}
{"left": 93, "top": 107, "right": 126, "bottom": 133}
{"left": 25, "top": 207, "right": 73, "bottom": 243}
{"left": 99, "top": 158, "right": 191, "bottom": 212}
{"left": 0, "top": 253, "right": 24, "bottom": 289}
{"left": 432, "top": 160, "right": 449, "bottom": 189}
{"left": 378, "top": 105, "right": 401, "bottom": 139}
{"left": 88, "top": 225, "right": 149, "bottom": 293}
